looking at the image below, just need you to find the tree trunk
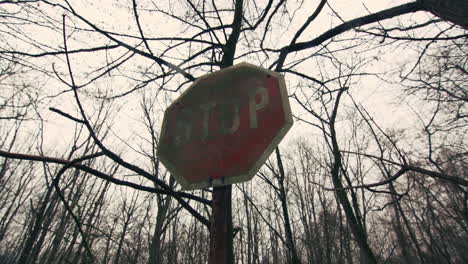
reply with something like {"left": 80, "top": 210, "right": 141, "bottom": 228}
{"left": 329, "top": 88, "right": 377, "bottom": 264}
{"left": 208, "top": 185, "right": 234, "bottom": 264}
{"left": 17, "top": 185, "right": 54, "bottom": 264}
{"left": 419, "top": 0, "right": 468, "bottom": 29}
{"left": 275, "top": 148, "right": 301, "bottom": 264}
{"left": 148, "top": 195, "right": 172, "bottom": 264}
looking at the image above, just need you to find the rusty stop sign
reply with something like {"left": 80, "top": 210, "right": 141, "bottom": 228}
{"left": 157, "top": 62, "right": 293, "bottom": 189}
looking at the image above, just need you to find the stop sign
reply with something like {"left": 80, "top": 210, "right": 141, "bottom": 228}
{"left": 157, "top": 62, "right": 293, "bottom": 189}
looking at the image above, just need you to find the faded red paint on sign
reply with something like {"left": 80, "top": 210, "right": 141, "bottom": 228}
{"left": 157, "top": 63, "right": 292, "bottom": 189}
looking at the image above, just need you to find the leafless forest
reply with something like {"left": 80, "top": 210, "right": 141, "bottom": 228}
{"left": 0, "top": 0, "right": 466, "bottom": 263}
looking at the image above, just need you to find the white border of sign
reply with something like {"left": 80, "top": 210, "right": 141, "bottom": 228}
{"left": 157, "top": 62, "right": 293, "bottom": 190}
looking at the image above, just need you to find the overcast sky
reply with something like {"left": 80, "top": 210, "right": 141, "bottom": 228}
{"left": 1, "top": 0, "right": 446, "bottom": 164}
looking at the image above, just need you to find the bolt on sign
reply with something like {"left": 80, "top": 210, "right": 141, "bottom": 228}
{"left": 157, "top": 62, "right": 293, "bottom": 189}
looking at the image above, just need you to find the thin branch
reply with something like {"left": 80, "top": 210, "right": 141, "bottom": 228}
{"left": 0, "top": 44, "right": 120, "bottom": 58}
{"left": 242, "top": 0, "right": 273, "bottom": 31}
{"left": 237, "top": 185, "right": 288, "bottom": 247}
{"left": 49, "top": 107, "right": 84, "bottom": 123}
{"left": 132, "top": 0, "right": 154, "bottom": 56}
{"left": 275, "top": 0, "right": 327, "bottom": 70}
{"left": 0, "top": 149, "right": 210, "bottom": 204}
{"left": 52, "top": 152, "right": 105, "bottom": 263}
{"left": 62, "top": 1, "right": 195, "bottom": 81}
{"left": 277, "top": 1, "right": 423, "bottom": 62}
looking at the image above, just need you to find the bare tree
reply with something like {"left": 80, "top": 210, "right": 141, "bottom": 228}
{"left": 0, "top": 0, "right": 466, "bottom": 263}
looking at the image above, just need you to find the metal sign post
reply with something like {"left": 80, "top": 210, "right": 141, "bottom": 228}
{"left": 208, "top": 185, "right": 233, "bottom": 264}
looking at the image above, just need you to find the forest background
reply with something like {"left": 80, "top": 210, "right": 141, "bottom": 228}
{"left": 0, "top": 0, "right": 466, "bottom": 263}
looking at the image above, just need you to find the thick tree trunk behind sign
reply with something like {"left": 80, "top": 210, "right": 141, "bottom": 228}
{"left": 209, "top": 186, "right": 234, "bottom": 264}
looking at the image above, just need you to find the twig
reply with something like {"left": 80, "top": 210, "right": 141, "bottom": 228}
{"left": 49, "top": 107, "right": 84, "bottom": 123}
{"left": 63, "top": 1, "right": 195, "bottom": 81}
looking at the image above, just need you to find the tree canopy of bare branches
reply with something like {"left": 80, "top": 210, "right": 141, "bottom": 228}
{"left": 0, "top": 0, "right": 466, "bottom": 263}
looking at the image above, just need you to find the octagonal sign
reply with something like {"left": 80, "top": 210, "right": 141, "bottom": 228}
{"left": 157, "top": 62, "right": 293, "bottom": 189}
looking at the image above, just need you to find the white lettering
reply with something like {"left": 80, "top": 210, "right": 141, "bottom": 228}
{"left": 173, "top": 109, "right": 192, "bottom": 146}
{"left": 220, "top": 100, "right": 240, "bottom": 134}
{"left": 200, "top": 102, "right": 216, "bottom": 140}
{"left": 248, "top": 85, "right": 269, "bottom": 128}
